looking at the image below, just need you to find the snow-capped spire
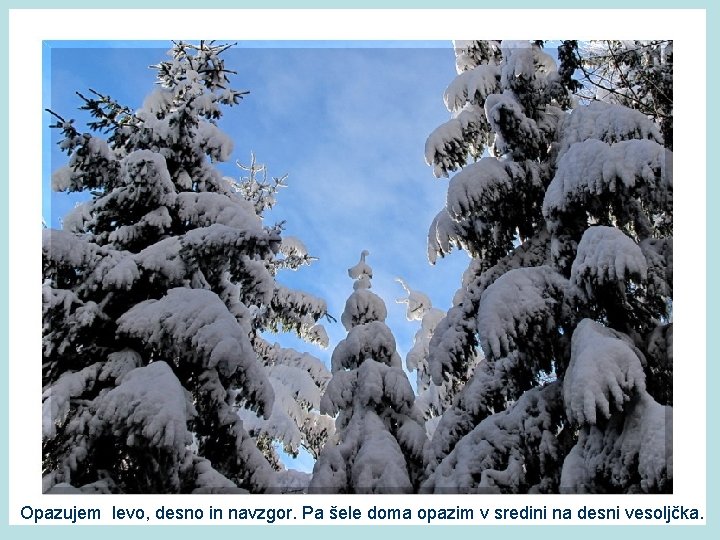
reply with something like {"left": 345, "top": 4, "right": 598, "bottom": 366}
{"left": 348, "top": 250, "right": 372, "bottom": 290}
{"left": 340, "top": 251, "right": 386, "bottom": 330}
{"left": 311, "top": 256, "right": 426, "bottom": 494}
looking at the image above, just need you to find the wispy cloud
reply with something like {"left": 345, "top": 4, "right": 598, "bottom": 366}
{"left": 245, "top": 46, "right": 469, "bottom": 374}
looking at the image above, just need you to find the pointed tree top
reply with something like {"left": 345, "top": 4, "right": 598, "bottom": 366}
{"left": 348, "top": 250, "right": 372, "bottom": 290}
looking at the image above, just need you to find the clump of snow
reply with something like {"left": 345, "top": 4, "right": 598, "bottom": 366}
{"left": 268, "top": 364, "right": 322, "bottom": 409}
{"left": 43, "top": 363, "right": 102, "bottom": 438}
{"left": 303, "top": 324, "right": 329, "bottom": 348}
{"left": 395, "top": 278, "right": 432, "bottom": 322}
{"left": 307, "top": 445, "right": 347, "bottom": 493}
{"left": 273, "top": 469, "right": 312, "bottom": 494}
{"left": 641, "top": 237, "right": 673, "bottom": 298}
{"left": 564, "top": 319, "right": 646, "bottom": 425}
{"left": 140, "top": 87, "right": 174, "bottom": 115}
{"left": 610, "top": 393, "right": 673, "bottom": 492}
{"left": 406, "top": 307, "right": 445, "bottom": 372}
{"left": 477, "top": 266, "right": 570, "bottom": 360}
{"left": 354, "top": 359, "right": 415, "bottom": 414}
{"left": 176, "top": 191, "right": 261, "bottom": 232}
{"left": 101, "top": 254, "right": 141, "bottom": 289}
{"left": 571, "top": 226, "right": 648, "bottom": 295}
{"left": 61, "top": 201, "right": 94, "bottom": 233}
{"left": 257, "top": 338, "right": 331, "bottom": 392}
{"left": 183, "top": 224, "right": 271, "bottom": 263}
{"left": 332, "top": 320, "right": 401, "bottom": 371}
{"left": 425, "top": 104, "right": 488, "bottom": 177}
{"left": 543, "top": 138, "right": 671, "bottom": 231}
{"left": 444, "top": 64, "right": 500, "bottom": 112}
{"left": 427, "top": 208, "right": 463, "bottom": 263}
{"left": 51, "top": 166, "right": 77, "bottom": 192}
{"left": 319, "top": 370, "right": 357, "bottom": 417}
{"left": 43, "top": 229, "right": 97, "bottom": 269}
{"left": 347, "top": 250, "right": 372, "bottom": 284}
{"left": 341, "top": 289, "right": 387, "bottom": 330}
{"left": 484, "top": 91, "right": 542, "bottom": 157}
{"left": 93, "top": 361, "right": 195, "bottom": 453}
{"left": 99, "top": 349, "right": 143, "bottom": 383}
{"left": 116, "top": 288, "right": 273, "bottom": 414}
{"left": 120, "top": 150, "right": 177, "bottom": 208}
{"left": 501, "top": 41, "right": 546, "bottom": 82}
{"left": 195, "top": 121, "right": 233, "bottom": 162}
{"left": 279, "top": 236, "right": 308, "bottom": 258}
{"left": 132, "top": 236, "right": 185, "bottom": 282}
{"left": 555, "top": 101, "right": 663, "bottom": 161}
{"left": 238, "top": 374, "right": 305, "bottom": 456}
{"left": 425, "top": 383, "right": 561, "bottom": 493}
{"left": 452, "top": 40, "right": 502, "bottom": 73}
{"left": 561, "top": 393, "right": 672, "bottom": 493}
{"left": 87, "top": 136, "right": 115, "bottom": 161}
{"left": 351, "top": 411, "right": 413, "bottom": 494}
{"left": 446, "top": 157, "right": 512, "bottom": 221}
{"left": 395, "top": 277, "right": 450, "bottom": 428}
{"left": 191, "top": 457, "right": 247, "bottom": 494}
{"left": 425, "top": 303, "right": 474, "bottom": 387}
{"left": 270, "top": 284, "right": 329, "bottom": 347}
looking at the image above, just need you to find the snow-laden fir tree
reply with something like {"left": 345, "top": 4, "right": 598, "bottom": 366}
{"left": 231, "top": 156, "right": 334, "bottom": 476}
{"left": 42, "top": 41, "right": 331, "bottom": 494}
{"left": 309, "top": 252, "right": 427, "bottom": 493}
{"left": 420, "top": 40, "right": 672, "bottom": 493}
{"left": 395, "top": 278, "right": 476, "bottom": 439}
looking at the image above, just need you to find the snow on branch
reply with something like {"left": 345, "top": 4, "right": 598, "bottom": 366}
{"left": 561, "top": 392, "right": 672, "bottom": 493}
{"left": 444, "top": 64, "right": 500, "bottom": 113}
{"left": 452, "top": 40, "right": 503, "bottom": 73}
{"left": 543, "top": 138, "right": 672, "bottom": 233}
{"left": 93, "top": 361, "right": 195, "bottom": 454}
{"left": 341, "top": 289, "right": 388, "bottom": 331}
{"left": 571, "top": 225, "right": 648, "bottom": 296}
{"left": 176, "top": 191, "right": 262, "bottom": 232}
{"left": 485, "top": 92, "right": 545, "bottom": 159}
{"left": 256, "top": 339, "right": 331, "bottom": 392}
{"left": 446, "top": 157, "right": 541, "bottom": 223}
{"left": 116, "top": 288, "right": 273, "bottom": 415}
{"left": 564, "top": 319, "right": 646, "bottom": 425}
{"left": 237, "top": 374, "right": 305, "bottom": 456}
{"left": 425, "top": 104, "right": 490, "bottom": 178}
{"left": 395, "top": 277, "right": 433, "bottom": 322}
{"left": 43, "top": 363, "right": 103, "bottom": 439}
{"left": 267, "top": 284, "right": 329, "bottom": 347}
{"left": 43, "top": 229, "right": 98, "bottom": 271}
{"left": 427, "top": 208, "right": 465, "bottom": 263}
{"left": 555, "top": 101, "right": 663, "bottom": 161}
{"left": 424, "top": 383, "right": 562, "bottom": 494}
{"left": 477, "top": 266, "right": 571, "bottom": 361}
{"left": 331, "top": 320, "right": 401, "bottom": 372}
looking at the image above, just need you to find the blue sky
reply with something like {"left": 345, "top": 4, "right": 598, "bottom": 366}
{"left": 44, "top": 41, "right": 471, "bottom": 470}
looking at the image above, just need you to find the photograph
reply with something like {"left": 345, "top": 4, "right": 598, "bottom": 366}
{"left": 41, "top": 38, "right": 674, "bottom": 496}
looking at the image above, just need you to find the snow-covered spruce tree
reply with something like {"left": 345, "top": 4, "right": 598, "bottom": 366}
{"left": 396, "top": 278, "right": 471, "bottom": 439}
{"left": 420, "top": 40, "right": 672, "bottom": 493}
{"left": 230, "top": 155, "right": 334, "bottom": 478}
{"left": 42, "top": 41, "right": 330, "bottom": 493}
{"left": 309, "top": 252, "right": 426, "bottom": 493}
